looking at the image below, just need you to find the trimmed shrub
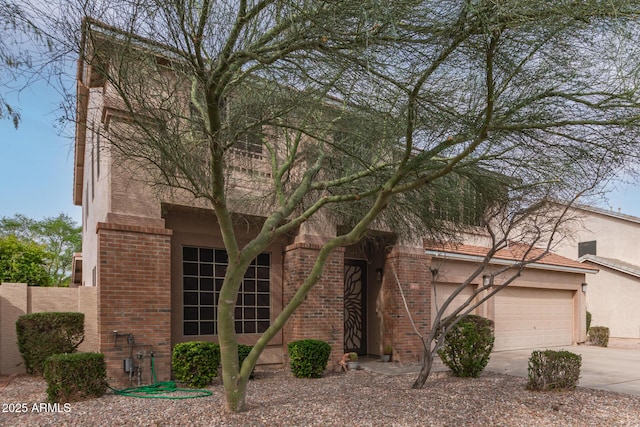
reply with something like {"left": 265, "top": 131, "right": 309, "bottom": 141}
{"left": 237, "top": 344, "right": 257, "bottom": 379}
{"left": 437, "top": 315, "right": 495, "bottom": 378}
{"left": 172, "top": 341, "right": 220, "bottom": 388}
{"left": 288, "top": 339, "right": 331, "bottom": 378}
{"left": 586, "top": 311, "right": 592, "bottom": 333}
{"left": 589, "top": 326, "right": 609, "bottom": 347}
{"left": 527, "top": 349, "right": 582, "bottom": 391}
{"left": 16, "top": 312, "right": 84, "bottom": 375}
{"left": 44, "top": 352, "right": 107, "bottom": 402}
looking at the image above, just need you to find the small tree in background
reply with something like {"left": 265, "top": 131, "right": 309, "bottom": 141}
{"left": 0, "top": 235, "right": 52, "bottom": 286}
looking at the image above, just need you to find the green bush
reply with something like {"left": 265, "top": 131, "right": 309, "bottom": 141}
{"left": 437, "top": 315, "right": 495, "bottom": 378}
{"left": 44, "top": 352, "right": 107, "bottom": 402}
{"left": 16, "top": 312, "right": 84, "bottom": 375}
{"left": 527, "top": 349, "right": 582, "bottom": 391}
{"left": 589, "top": 326, "right": 609, "bottom": 347}
{"left": 238, "top": 344, "right": 256, "bottom": 378}
{"left": 172, "top": 341, "right": 220, "bottom": 388}
{"left": 586, "top": 311, "right": 592, "bottom": 333}
{"left": 288, "top": 339, "right": 331, "bottom": 378}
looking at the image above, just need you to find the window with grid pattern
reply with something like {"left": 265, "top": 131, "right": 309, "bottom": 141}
{"left": 182, "top": 246, "right": 270, "bottom": 336}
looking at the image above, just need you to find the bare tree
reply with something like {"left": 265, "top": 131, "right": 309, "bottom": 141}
{"left": 23, "top": 0, "right": 640, "bottom": 412}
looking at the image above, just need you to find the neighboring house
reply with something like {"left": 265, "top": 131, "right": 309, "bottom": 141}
{"left": 554, "top": 205, "right": 640, "bottom": 340}
{"left": 72, "top": 22, "right": 590, "bottom": 386}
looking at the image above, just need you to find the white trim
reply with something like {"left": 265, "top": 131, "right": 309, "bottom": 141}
{"left": 425, "top": 250, "right": 597, "bottom": 275}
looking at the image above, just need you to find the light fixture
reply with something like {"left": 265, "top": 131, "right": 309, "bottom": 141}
{"left": 582, "top": 283, "right": 588, "bottom": 293}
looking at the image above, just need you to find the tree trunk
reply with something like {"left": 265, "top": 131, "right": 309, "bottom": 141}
{"left": 412, "top": 347, "right": 436, "bottom": 389}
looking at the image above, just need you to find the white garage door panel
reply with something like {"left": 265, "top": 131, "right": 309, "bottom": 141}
{"left": 495, "top": 287, "right": 574, "bottom": 351}
{"left": 432, "top": 283, "right": 475, "bottom": 321}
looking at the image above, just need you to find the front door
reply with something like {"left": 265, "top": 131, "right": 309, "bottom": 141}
{"left": 344, "top": 259, "right": 367, "bottom": 355}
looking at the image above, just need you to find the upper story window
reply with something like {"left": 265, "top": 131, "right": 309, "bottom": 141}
{"left": 578, "top": 240, "right": 596, "bottom": 258}
{"left": 182, "top": 246, "right": 271, "bottom": 336}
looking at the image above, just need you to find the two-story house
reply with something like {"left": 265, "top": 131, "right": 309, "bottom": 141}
{"left": 72, "top": 20, "right": 592, "bottom": 386}
{"left": 554, "top": 205, "right": 640, "bottom": 341}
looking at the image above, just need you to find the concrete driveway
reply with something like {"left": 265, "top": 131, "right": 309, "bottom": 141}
{"left": 487, "top": 345, "right": 640, "bottom": 396}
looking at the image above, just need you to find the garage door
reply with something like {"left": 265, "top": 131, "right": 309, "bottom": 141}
{"left": 494, "top": 287, "right": 574, "bottom": 351}
{"left": 432, "top": 283, "right": 476, "bottom": 321}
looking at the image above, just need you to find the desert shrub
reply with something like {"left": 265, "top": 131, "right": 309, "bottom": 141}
{"left": 16, "top": 312, "right": 84, "bottom": 375}
{"left": 288, "top": 339, "right": 331, "bottom": 378}
{"left": 589, "top": 326, "right": 609, "bottom": 347}
{"left": 44, "top": 352, "right": 107, "bottom": 402}
{"left": 172, "top": 341, "right": 220, "bottom": 388}
{"left": 527, "top": 349, "right": 582, "bottom": 391}
{"left": 586, "top": 311, "right": 592, "bottom": 333}
{"left": 437, "top": 315, "right": 495, "bottom": 378}
{"left": 238, "top": 344, "right": 255, "bottom": 378}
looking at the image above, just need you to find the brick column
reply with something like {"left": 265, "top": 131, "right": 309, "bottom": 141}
{"left": 97, "top": 222, "right": 172, "bottom": 387}
{"left": 282, "top": 243, "right": 345, "bottom": 367}
{"left": 382, "top": 247, "right": 431, "bottom": 363}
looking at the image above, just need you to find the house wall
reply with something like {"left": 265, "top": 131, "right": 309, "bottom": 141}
{"left": 96, "top": 222, "right": 172, "bottom": 387}
{"left": 0, "top": 283, "right": 98, "bottom": 375}
{"left": 584, "top": 265, "right": 640, "bottom": 338}
{"left": 555, "top": 208, "right": 640, "bottom": 262}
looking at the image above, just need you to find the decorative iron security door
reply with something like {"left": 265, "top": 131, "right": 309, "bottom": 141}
{"left": 344, "top": 260, "right": 367, "bottom": 354}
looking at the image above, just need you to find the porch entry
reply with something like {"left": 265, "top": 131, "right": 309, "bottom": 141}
{"left": 344, "top": 259, "right": 367, "bottom": 355}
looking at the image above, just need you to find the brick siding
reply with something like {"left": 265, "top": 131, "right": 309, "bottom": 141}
{"left": 97, "top": 222, "right": 172, "bottom": 387}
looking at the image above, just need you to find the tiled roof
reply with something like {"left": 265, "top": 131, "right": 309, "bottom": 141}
{"left": 580, "top": 255, "right": 640, "bottom": 278}
{"left": 425, "top": 241, "right": 598, "bottom": 272}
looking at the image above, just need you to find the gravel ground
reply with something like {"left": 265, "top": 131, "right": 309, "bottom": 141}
{"left": 2, "top": 368, "right": 640, "bottom": 426}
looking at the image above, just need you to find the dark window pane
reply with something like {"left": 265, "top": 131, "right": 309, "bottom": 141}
{"left": 183, "top": 277, "right": 198, "bottom": 290}
{"left": 235, "top": 307, "right": 242, "bottom": 319}
{"left": 244, "top": 294, "right": 255, "bottom": 306}
{"left": 244, "top": 280, "right": 255, "bottom": 293}
{"left": 244, "top": 308, "right": 255, "bottom": 320}
{"left": 200, "top": 263, "right": 213, "bottom": 276}
{"left": 183, "top": 262, "right": 198, "bottom": 276}
{"left": 257, "top": 281, "right": 269, "bottom": 293}
{"left": 200, "top": 248, "right": 213, "bottom": 262}
{"left": 256, "top": 294, "right": 270, "bottom": 307}
{"left": 184, "top": 322, "right": 198, "bottom": 335}
{"left": 257, "top": 308, "right": 270, "bottom": 320}
{"left": 183, "top": 292, "right": 198, "bottom": 306}
{"left": 215, "top": 279, "right": 223, "bottom": 291}
{"left": 215, "top": 250, "right": 228, "bottom": 264}
{"left": 244, "top": 321, "right": 256, "bottom": 333}
{"left": 244, "top": 267, "right": 256, "bottom": 279}
{"left": 215, "top": 264, "right": 227, "bottom": 277}
{"left": 200, "top": 322, "right": 214, "bottom": 335}
{"left": 200, "top": 278, "right": 213, "bottom": 291}
{"left": 236, "top": 294, "right": 242, "bottom": 306}
{"left": 200, "top": 292, "right": 214, "bottom": 305}
{"left": 200, "top": 307, "right": 214, "bottom": 320}
{"left": 257, "top": 267, "right": 269, "bottom": 279}
{"left": 257, "top": 253, "right": 270, "bottom": 266}
{"left": 184, "top": 307, "right": 198, "bottom": 321}
{"left": 183, "top": 247, "right": 198, "bottom": 261}
{"left": 257, "top": 321, "right": 269, "bottom": 333}
{"left": 235, "top": 321, "right": 242, "bottom": 333}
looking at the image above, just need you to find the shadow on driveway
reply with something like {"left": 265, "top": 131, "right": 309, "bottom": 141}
{"left": 487, "top": 345, "right": 640, "bottom": 396}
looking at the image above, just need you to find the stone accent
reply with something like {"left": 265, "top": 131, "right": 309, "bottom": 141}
{"left": 283, "top": 243, "right": 345, "bottom": 367}
{"left": 382, "top": 248, "right": 432, "bottom": 363}
{"left": 97, "top": 222, "right": 172, "bottom": 387}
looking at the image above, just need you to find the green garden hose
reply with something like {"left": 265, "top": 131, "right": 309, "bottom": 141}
{"left": 109, "top": 356, "right": 212, "bottom": 399}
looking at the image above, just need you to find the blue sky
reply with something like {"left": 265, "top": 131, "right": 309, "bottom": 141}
{"left": 0, "top": 78, "right": 82, "bottom": 225}
{"left": 1, "top": 78, "right": 640, "bottom": 226}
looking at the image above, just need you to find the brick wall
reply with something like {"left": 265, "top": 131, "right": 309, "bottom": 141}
{"left": 97, "top": 222, "right": 172, "bottom": 387}
{"left": 382, "top": 249, "right": 431, "bottom": 363}
{"left": 283, "top": 243, "right": 345, "bottom": 368}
